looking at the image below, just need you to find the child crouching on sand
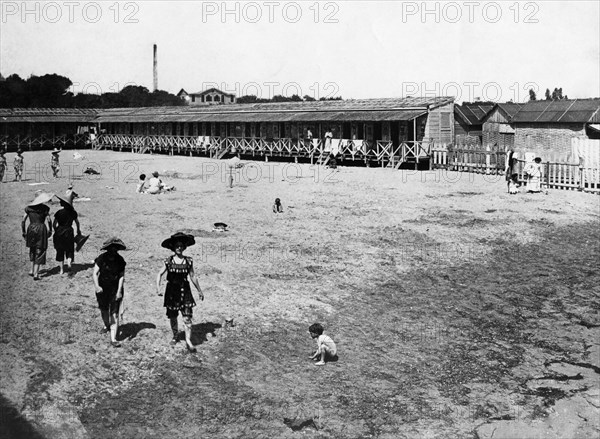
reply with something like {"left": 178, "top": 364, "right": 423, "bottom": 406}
{"left": 309, "top": 323, "right": 337, "bottom": 366}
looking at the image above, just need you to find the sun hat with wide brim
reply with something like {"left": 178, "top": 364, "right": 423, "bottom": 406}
{"left": 51, "top": 148, "right": 61, "bottom": 154}
{"left": 100, "top": 237, "right": 127, "bottom": 251}
{"left": 161, "top": 232, "right": 196, "bottom": 250}
{"left": 55, "top": 193, "right": 75, "bottom": 207}
{"left": 28, "top": 192, "right": 54, "bottom": 206}
{"left": 75, "top": 234, "right": 90, "bottom": 252}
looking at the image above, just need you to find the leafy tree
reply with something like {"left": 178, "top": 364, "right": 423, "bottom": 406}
{"left": 529, "top": 89, "right": 537, "bottom": 101}
{"left": 545, "top": 88, "right": 551, "bottom": 100}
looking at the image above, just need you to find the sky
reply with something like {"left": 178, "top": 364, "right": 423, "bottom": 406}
{"left": 1, "top": 0, "right": 599, "bottom": 103}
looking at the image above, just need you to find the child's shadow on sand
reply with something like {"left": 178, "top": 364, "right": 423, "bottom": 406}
{"left": 118, "top": 322, "right": 156, "bottom": 341}
{"left": 44, "top": 262, "right": 94, "bottom": 278}
{"left": 191, "top": 322, "right": 222, "bottom": 345}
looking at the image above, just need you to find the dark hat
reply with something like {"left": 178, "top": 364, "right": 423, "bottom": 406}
{"left": 152, "top": 171, "right": 159, "bottom": 178}
{"left": 534, "top": 157, "right": 542, "bottom": 163}
{"left": 16, "top": 149, "right": 23, "bottom": 154}
{"left": 213, "top": 222, "right": 228, "bottom": 231}
{"left": 100, "top": 237, "right": 127, "bottom": 251}
{"left": 75, "top": 234, "right": 90, "bottom": 252}
{"left": 161, "top": 232, "right": 195, "bottom": 250}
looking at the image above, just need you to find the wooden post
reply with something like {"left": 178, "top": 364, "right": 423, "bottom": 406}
{"left": 545, "top": 162, "right": 550, "bottom": 189}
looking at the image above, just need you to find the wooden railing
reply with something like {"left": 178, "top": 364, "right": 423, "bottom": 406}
{"left": 431, "top": 144, "right": 506, "bottom": 174}
{"left": 0, "top": 134, "right": 90, "bottom": 151}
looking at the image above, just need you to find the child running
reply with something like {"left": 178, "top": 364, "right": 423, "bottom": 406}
{"left": 156, "top": 232, "right": 204, "bottom": 353}
{"left": 309, "top": 323, "right": 337, "bottom": 366}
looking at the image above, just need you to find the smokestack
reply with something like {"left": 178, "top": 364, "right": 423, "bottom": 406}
{"left": 153, "top": 44, "right": 158, "bottom": 92}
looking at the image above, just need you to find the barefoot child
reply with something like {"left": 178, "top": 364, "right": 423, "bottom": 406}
{"left": 93, "top": 237, "right": 127, "bottom": 348}
{"left": 156, "top": 232, "right": 204, "bottom": 353}
{"left": 309, "top": 323, "right": 337, "bottom": 366}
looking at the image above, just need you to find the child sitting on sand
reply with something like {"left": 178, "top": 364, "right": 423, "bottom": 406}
{"left": 273, "top": 198, "right": 283, "bottom": 213}
{"left": 136, "top": 174, "right": 147, "bottom": 193}
{"left": 309, "top": 323, "right": 337, "bottom": 366}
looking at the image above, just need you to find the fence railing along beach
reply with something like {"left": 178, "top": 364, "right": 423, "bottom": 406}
{"left": 1, "top": 133, "right": 598, "bottom": 193}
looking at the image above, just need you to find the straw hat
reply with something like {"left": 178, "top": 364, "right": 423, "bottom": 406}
{"left": 100, "top": 237, "right": 127, "bottom": 251}
{"left": 161, "top": 232, "right": 195, "bottom": 250}
{"left": 55, "top": 193, "right": 75, "bottom": 207}
{"left": 51, "top": 148, "right": 61, "bottom": 154}
{"left": 28, "top": 192, "right": 54, "bottom": 206}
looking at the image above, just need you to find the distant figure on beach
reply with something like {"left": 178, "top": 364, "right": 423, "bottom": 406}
{"left": 22, "top": 192, "right": 54, "bottom": 280}
{"left": 324, "top": 128, "right": 333, "bottom": 153}
{"left": 53, "top": 193, "right": 81, "bottom": 275}
{"left": 505, "top": 149, "right": 518, "bottom": 192}
{"left": 146, "top": 171, "right": 175, "bottom": 194}
{"left": 508, "top": 173, "right": 520, "bottom": 195}
{"left": 523, "top": 157, "right": 543, "bottom": 193}
{"left": 14, "top": 149, "right": 24, "bottom": 182}
{"left": 309, "top": 323, "right": 337, "bottom": 366}
{"left": 51, "top": 149, "right": 61, "bottom": 178}
{"left": 156, "top": 232, "right": 204, "bottom": 353}
{"left": 65, "top": 184, "right": 78, "bottom": 200}
{"left": 136, "top": 174, "right": 147, "bottom": 193}
{"left": 93, "top": 237, "right": 127, "bottom": 348}
{"left": 273, "top": 198, "right": 284, "bottom": 213}
{"left": 0, "top": 149, "right": 6, "bottom": 182}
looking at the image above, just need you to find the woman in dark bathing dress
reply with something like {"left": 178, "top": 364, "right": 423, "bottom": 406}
{"left": 53, "top": 193, "right": 81, "bottom": 275}
{"left": 21, "top": 192, "right": 53, "bottom": 280}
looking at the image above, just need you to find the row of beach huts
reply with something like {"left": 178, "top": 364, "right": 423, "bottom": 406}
{"left": 1, "top": 96, "right": 599, "bottom": 190}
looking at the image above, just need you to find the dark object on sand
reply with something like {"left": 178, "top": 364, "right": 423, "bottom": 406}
{"left": 213, "top": 222, "right": 228, "bottom": 232}
{"left": 75, "top": 234, "right": 90, "bottom": 252}
{"left": 83, "top": 167, "right": 100, "bottom": 175}
{"left": 283, "top": 417, "right": 318, "bottom": 431}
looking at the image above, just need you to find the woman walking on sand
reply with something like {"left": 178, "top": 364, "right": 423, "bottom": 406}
{"left": 52, "top": 193, "right": 81, "bottom": 275}
{"left": 156, "top": 232, "right": 204, "bottom": 353}
{"left": 93, "top": 237, "right": 127, "bottom": 348}
{"left": 21, "top": 192, "right": 53, "bottom": 280}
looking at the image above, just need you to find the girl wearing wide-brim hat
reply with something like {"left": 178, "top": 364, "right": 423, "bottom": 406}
{"left": 156, "top": 232, "right": 204, "bottom": 353}
{"left": 51, "top": 149, "right": 61, "bottom": 178}
{"left": 52, "top": 193, "right": 82, "bottom": 275}
{"left": 21, "top": 192, "right": 54, "bottom": 280}
{"left": 93, "top": 237, "right": 127, "bottom": 347}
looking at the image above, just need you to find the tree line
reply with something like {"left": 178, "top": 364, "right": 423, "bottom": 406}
{"left": 528, "top": 87, "right": 569, "bottom": 101}
{"left": 0, "top": 73, "right": 343, "bottom": 108}
{"left": 0, "top": 73, "right": 184, "bottom": 108}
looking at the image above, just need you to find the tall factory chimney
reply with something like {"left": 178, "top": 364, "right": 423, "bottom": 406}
{"left": 153, "top": 44, "right": 158, "bottom": 92}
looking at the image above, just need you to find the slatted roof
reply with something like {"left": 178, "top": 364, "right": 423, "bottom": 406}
{"left": 0, "top": 97, "right": 454, "bottom": 124}
{"left": 93, "top": 97, "right": 453, "bottom": 123}
{"left": 454, "top": 103, "right": 495, "bottom": 125}
{"left": 511, "top": 99, "right": 600, "bottom": 123}
{"left": 0, "top": 108, "right": 99, "bottom": 123}
{"left": 495, "top": 103, "right": 523, "bottom": 119}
